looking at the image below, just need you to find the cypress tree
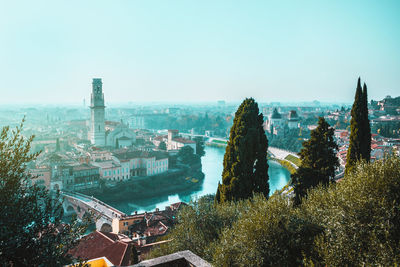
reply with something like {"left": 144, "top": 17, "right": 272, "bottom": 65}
{"left": 131, "top": 245, "right": 139, "bottom": 264}
{"left": 291, "top": 117, "right": 338, "bottom": 205}
{"left": 346, "top": 78, "right": 371, "bottom": 174}
{"left": 216, "top": 98, "right": 269, "bottom": 203}
{"left": 361, "top": 83, "right": 371, "bottom": 162}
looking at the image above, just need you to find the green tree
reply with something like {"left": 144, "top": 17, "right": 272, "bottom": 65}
{"left": 131, "top": 244, "right": 139, "bottom": 264}
{"left": 0, "top": 122, "right": 89, "bottom": 266}
{"left": 291, "top": 117, "right": 338, "bottom": 205}
{"left": 301, "top": 157, "right": 400, "bottom": 265}
{"left": 158, "top": 141, "right": 167, "bottom": 151}
{"left": 194, "top": 137, "right": 205, "bottom": 156}
{"left": 361, "top": 82, "right": 371, "bottom": 161}
{"left": 346, "top": 78, "right": 371, "bottom": 174}
{"left": 216, "top": 98, "right": 269, "bottom": 203}
{"left": 177, "top": 146, "right": 200, "bottom": 166}
{"left": 213, "top": 195, "right": 322, "bottom": 266}
{"left": 148, "top": 194, "right": 249, "bottom": 262}
{"left": 56, "top": 138, "right": 61, "bottom": 152}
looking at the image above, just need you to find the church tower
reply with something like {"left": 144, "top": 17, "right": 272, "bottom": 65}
{"left": 90, "top": 78, "right": 106, "bottom": 146}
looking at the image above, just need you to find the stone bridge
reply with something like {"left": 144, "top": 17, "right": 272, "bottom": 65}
{"left": 61, "top": 190, "right": 126, "bottom": 232}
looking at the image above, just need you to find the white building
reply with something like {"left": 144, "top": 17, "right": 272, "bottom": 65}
{"left": 167, "top": 129, "right": 196, "bottom": 154}
{"left": 265, "top": 108, "right": 284, "bottom": 135}
{"left": 113, "top": 150, "right": 169, "bottom": 177}
{"left": 92, "top": 160, "right": 124, "bottom": 182}
{"left": 105, "top": 123, "right": 136, "bottom": 148}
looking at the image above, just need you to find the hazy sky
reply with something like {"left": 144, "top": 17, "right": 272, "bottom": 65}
{"left": 0, "top": 0, "right": 399, "bottom": 104}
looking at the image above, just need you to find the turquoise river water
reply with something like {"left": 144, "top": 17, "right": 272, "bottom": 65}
{"left": 108, "top": 146, "right": 291, "bottom": 214}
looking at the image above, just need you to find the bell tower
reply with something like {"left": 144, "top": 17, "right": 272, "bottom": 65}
{"left": 89, "top": 78, "right": 106, "bottom": 146}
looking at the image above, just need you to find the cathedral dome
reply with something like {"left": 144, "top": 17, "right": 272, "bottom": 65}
{"left": 271, "top": 108, "right": 282, "bottom": 119}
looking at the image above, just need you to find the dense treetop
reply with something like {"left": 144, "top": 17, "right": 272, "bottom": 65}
{"left": 346, "top": 78, "right": 371, "bottom": 174}
{"left": 0, "top": 122, "right": 89, "bottom": 266}
{"left": 216, "top": 98, "right": 269, "bottom": 203}
{"left": 151, "top": 157, "right": 400, "bottom": 266}
{"left": 291, "top": 117, "right": 339, "bottom": 205}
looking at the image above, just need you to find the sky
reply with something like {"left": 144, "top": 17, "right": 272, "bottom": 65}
{"left": 0, "top": 0, "right": 399, "bottom": 104}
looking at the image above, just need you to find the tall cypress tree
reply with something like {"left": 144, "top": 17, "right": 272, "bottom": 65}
{"left": 346, "top": 78, "right": 371, "bottom": 174}
{"left": 291, "top": 117, "right": 338, "bottom": 205}
{"left": 216, "top": 98, "right": 269, "bottom": 203}
{"left": 361, "top": 83, "right": 371, "bottom": 162}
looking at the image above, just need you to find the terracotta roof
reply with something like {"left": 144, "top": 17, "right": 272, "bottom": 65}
{"left": 145, "top": 221, "right": 168, "bottom": 236}
{"left": 93, "top": 160, "right": 121, "bottom": 169}
{"left": 153, "top": 136, "right": 166, "bottom": 141}
{"left": 170, "top": 202, "right": 186, "bottom": 211}
{"left": 73, "top": 164, "right": 99, "bottom": 171}
{"left": 69, "top": 231, "right": 133, "bottom": 266}
{"left": 114, "top": 150, "right": 168, "bottom": 160}
{"left": 172, "top": 138, "right": 196, "bottom": 144}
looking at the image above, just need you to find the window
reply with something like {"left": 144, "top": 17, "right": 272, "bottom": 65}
{"left": 123, "top": 222, "right": 129, "bottom": 226}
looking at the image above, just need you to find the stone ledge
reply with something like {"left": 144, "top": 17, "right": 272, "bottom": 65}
{"left": 131, "top": 250, "right": 212, "bottom": 267}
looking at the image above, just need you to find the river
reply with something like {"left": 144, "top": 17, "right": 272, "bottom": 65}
{"left": 108, "top": 146, "right": 291, "bottom": 214}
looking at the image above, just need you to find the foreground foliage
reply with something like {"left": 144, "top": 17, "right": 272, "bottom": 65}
{"left": 150, "top": 157, "right": 400, "bottom": 266}
{"left": 0, "top": 122, "right": 89, "bottom": 266}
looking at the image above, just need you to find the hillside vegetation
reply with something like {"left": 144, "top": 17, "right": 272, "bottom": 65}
{"left": 150, "top": 157, "right": 400, "bottom": 266}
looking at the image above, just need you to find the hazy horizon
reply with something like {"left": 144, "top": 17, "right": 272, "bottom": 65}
{"left": 1, "top": 0, "right": 399, "bottom": 104}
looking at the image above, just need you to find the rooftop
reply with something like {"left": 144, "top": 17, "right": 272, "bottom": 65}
{"left": 69, "top": 231, "right": 133, "bottom": 266}
{"left": 172, "top": 138, "right": 196, "bottom": 144}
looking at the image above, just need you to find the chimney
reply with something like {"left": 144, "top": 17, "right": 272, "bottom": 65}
{"left": 155, "top": 208, "right": 159, "bottom": 212}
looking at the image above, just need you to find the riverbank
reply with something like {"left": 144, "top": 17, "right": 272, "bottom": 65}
{"left": 269, "top": 158, "right": 297, "bottom": 174}
{"left": 75, "top": 147, "right": 291, "bottom": 213}
{"left": 79, "top": 164, "right": 204, "bottom": 203}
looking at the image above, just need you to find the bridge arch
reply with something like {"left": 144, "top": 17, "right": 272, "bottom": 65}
{"left": 66, "top": 205, "right": 75, "bottom": 214}
{"left": 100, "top": 223, "right": 112, "bottom": 232}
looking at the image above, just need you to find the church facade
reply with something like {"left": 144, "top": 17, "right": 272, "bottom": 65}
{"left": 89, "top": 78, "right": 135, "bottom": 148}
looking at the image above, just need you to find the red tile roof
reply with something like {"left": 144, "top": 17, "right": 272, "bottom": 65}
{"left": 69, "top": 231, "right": 133, "bottom": 266}
{"left": 172, "top": 138, "right": 196, "bottom": 144}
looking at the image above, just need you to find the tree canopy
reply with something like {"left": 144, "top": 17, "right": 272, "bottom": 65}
{"left": 346, "top": 77, "right": 371, "bottom": 174}
{"left": 216, "top": 98, "right": 269, "bottom": 203}
{"left": 0, "top": 122, "right": 89, "bottom": 266}
{"left": 194, "top": 136, "right": 205, "bottom": 157}
{"left": 291, "top": 117, "right": 339, "bottom": 205}
{"left": 150, "top": 156, "right": 400, "bottom": 266}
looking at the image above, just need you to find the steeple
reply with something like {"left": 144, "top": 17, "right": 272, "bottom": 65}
{"left": 91, "top": 78, "right": 105, "bottom": 108}
{"left": 89, "top": 78, "right": 106, "bottom": 146}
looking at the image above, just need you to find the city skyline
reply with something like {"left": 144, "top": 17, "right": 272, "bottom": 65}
{"left": 1, "top": 0, "right": 399, "bottom": 104}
